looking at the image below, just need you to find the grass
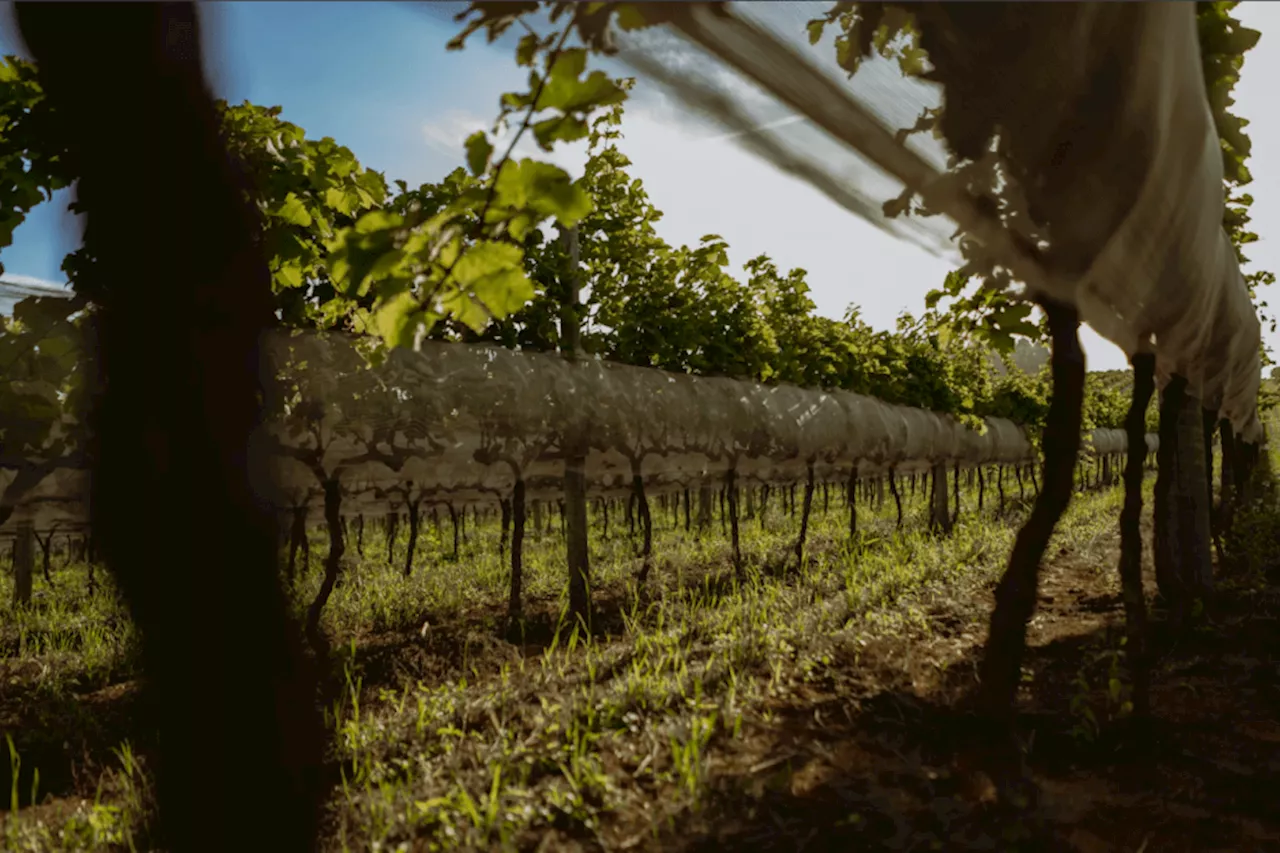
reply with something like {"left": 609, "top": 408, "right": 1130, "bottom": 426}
{"left": 0, "top": 465, "right": 1138, "bottom": 851}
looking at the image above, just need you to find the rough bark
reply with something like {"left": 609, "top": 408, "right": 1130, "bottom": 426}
{"left": 794, "top": 461, "right": 816, "bottom": 567}
{"left": 1118, "top": 352, "right": 1155, "bottom": 718}
{"left": 977, "top": 299, "right": 1084, "bottom": 724}
{"left": 305, "top": 477, "right": 344, "bottom": 659}
{"left": 929, "top": 461, "right": 952, "bottom": 535}
{"left": 1175, "top": 391, "right": 1214, "bottom": 605}
{"left": 1157, "top": 376, "right": 1182, "bottom": 607}
{"left": 888, "top": 468, "right": 903, "bottom": 528}
{"left": 35, "top": 527, "right": 55, "bottom": 588}
{"left": 403, "top": 496, "right": 421, "bottom": 577}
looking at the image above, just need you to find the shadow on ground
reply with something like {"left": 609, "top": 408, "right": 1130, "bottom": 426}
{"left": 653, "top": 578, "right": 1280, "bottom": 853}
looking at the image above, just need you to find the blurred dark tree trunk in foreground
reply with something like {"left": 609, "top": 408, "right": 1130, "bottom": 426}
{"left": 14, "top": 3, "right": 325, "bottom": 850}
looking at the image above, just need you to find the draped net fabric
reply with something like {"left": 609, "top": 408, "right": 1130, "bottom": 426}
{"left": 3, "top": 328, "right": 1157, "bottom": 530}
{"left": 614, "top": 2, "right": 1263, "bottom": 442}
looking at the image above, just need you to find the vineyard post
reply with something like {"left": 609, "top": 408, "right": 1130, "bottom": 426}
{"left": 560, "top": 224, "right": 592, "bottom": 629}
{"left": 509, "top": 479, "right": 527, "bottom": 622}
{"left": 13, "top": 520, "right": 33, "bottom": 605}
{"left": 1119, "top": 352, "right": 1155, "bottom": 718}
{"left": 1154, "top": 377, "right": 1187, "bottom": 619}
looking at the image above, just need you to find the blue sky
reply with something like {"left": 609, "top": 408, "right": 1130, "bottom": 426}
{"left": 2, "top": 2, "right": 1278, "bottom": 373}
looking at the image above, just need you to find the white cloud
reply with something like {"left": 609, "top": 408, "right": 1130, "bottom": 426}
{"left": 420, "top": 108, "right": 590, "bottom": 179}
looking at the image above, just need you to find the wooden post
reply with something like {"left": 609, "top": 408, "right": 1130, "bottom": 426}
{"left": 560, "top": 225, "right": 591, "bottom": 629}
{"left": 14, "top": 521, "right": 33, "bottom": 605}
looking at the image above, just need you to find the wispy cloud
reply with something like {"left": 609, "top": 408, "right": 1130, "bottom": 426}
{"left": 420, "top": 108, "right": 603, "bottom": 180}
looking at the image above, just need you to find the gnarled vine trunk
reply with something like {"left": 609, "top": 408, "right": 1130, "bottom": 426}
{"left": 632, "top": 467, "right": 654, "bottom": 585}
{"left": 385, "top": 510, "right": 399, "bottom": 565}
{"left": 928, "top": 461, "right": 952, "bottom": 535}
{"left": 403, "top": 496, "right": 421, "bottom": 577}
{"left": 976, "top": 299, "right": 1084, "bottom": 724}
{"left": 888, "top": 468, "right": 903, "bottom": 528}
{"left": 793, "top": 460, "right": 816, "bottom": 568}
{"left": 1118, "top": 352, "right": 1155, "bottom": 718}
{"left": 305, "top": 477, "right": 344, "bottom": 659}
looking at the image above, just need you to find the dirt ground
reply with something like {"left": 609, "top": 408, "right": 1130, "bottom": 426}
{"left": 644, "top": 523, "right": 1280, "bottom": 853}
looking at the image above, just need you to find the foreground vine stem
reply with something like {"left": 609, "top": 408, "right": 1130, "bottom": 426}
{"left": 976, "top": 297, "right": 1084, "bottom": 725}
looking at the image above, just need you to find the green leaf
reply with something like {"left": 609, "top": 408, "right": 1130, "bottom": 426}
{"left": 449, "top": 241, "right": 535, "bottom": 331}
{"left": 494, "top": 159, "right": 594, "bottom": 227}
{"left": 353, "top": 209, "right": 403, "bottom": 234}
{"left": 272, "top": 192, "right": 313, "bottom": 227}
{"left": 806, "top": 19, "right": 826, "bottom": 45}
{"left": 276, "top": 261, "right": 304, "bottom": 290}
{"left": 465, "top": 131, "right": 494, "bottom": 177}
{"left": 372, "top": 290, "right": 422, "bottom": 349}
{"left": 531, "top": 115, "right": 590, "bottom": 150}
{"left": 323, "top": 186, "right": 355, "bottom": 216}
{"left": 515, "top": 33, "right": 540, "bottom": 67}
{"left": 538, "top": 52, "right": 626, "bottom": 114}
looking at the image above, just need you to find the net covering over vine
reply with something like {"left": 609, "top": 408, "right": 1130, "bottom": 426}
{"left": 611, "top": 2, "right": 1263, "bottom": 442}
{"left": 3, "top": 329, "right": 1160, "bottom": 530}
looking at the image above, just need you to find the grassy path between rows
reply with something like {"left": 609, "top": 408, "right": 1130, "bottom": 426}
{"left": 3, "top": 475, "right": 1279, "bottom": 851}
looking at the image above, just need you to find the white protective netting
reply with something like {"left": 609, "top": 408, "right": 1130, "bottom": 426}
{"left": 612, "top": 2, "right": 1263, "bottom": 443}
{"left": 253, "top": 330, "right": 1036, "bottom": 522}
{"left": 3, "top": 329, "right": 1164, "bottom": 531}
